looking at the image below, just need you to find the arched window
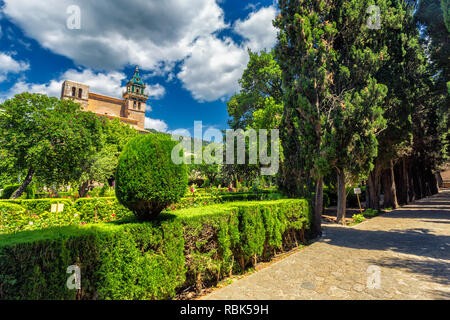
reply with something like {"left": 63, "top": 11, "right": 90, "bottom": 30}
{"left": 72, "top": 87, "right": 76, "bottom": 97}
{"left": 78, "top": 88, "right": 83, "bottom": 99}
{"left": 133, "top": 101, "right": 136, "bottom": 109}
{"left": 138, "top": 102, "right": 141, "bottom": 110}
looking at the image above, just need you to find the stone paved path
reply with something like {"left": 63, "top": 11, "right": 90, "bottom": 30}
{"left": 203, "top": 190, "right": 450, "bottom": 300}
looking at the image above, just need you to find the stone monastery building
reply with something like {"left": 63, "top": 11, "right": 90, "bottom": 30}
{"left": 61, "top": 67, "right": 149, "bottom": 132}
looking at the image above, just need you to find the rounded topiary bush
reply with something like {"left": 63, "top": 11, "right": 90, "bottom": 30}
{"left": 115, "top": 133, "right": 188, "bottom": 220}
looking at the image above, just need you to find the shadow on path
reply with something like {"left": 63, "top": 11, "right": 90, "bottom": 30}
{"left": 321, "top": 191, "right": 450, "bottom": 298}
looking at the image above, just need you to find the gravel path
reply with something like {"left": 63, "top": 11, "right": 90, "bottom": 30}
{"left": 203, "top": 190, "right": 450, "bottom": 300}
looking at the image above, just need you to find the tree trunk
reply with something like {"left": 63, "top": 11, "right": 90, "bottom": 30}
{"left": 366, "top": 166, "right": 381, "bottom": 210}
{"left": 78, "top": 181, "right": 90, "bottom": 198}
{"left": 336, "top": 169, "right": 346, "bottom": 225}
{"left": 382, "top": 160, "right": 399, "bottom": 209}
{"left": 417, "top": 169, "right": 424, "bottom": 199}
{"left": 314, "top": 176, "right": 323, "bottom": 236}
{"left": 408, "top": 163, "right": 416, "bottom": 203}
{"left": 11, "top": 167, "right": 34, "bottom": 199}
{"left": 398, "top": 157, "right": 410, "bottom": 205}
{"left": 427, "top": 170, "right": 439, "bottom": 195}
{"left": 436, "top": 173, "right": 443, "bottom": 188}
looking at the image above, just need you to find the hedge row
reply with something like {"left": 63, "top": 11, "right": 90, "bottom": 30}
{"left": 0, "top": 192, "right": 283, "bottom": 234}
{"left": 172, "top": 190, "right": 283, "bottom": 210}
{"left": 0, "top": 199, "right": 311, "bottom": 300}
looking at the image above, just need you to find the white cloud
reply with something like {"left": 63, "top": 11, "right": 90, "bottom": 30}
{"left": 145, "top": 117, "right": 168, "bottom": 132}
{"left": 4, "top": 69, "right": 126, "bottom": 99}
{"left": 234, "top": 6, "right": 278, "bottom": 52}
{"left": 147, "top": 83, "right": 166, "bottom": 100}
{"left": 177, "top": 6, "right": 277, "bottom": 102}
{"left": 2, "top": 1, "right": 278, "bottom": 103}
{"left": 2, "top": 0, "right": 226, "bottom": 70}
{"left": 3, "top": 68, "right": 167, "bottom": 105}
{"left": 178, "top": 36, "right": 248, "bottom": 102}
{"left": 0, "top": 52, "right": 29, "bottom": 82}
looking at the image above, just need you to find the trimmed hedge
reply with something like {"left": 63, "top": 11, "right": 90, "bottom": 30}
{"left": 116, "top": 133, "right": 188, "bottom": 220}
{"left": 73, "top": 197, "right": 133, "bottom": 223}
{"left": 171, "top": 190, "right": 284, "bottom": 210}
{"left": 0, "top": 199, "right": 310, "bottom": 300}
{"left": 0, "top": 192, "right": 284, "bottom": 234}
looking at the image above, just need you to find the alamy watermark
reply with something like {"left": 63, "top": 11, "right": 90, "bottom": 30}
{"left": 66, "top": 265, "right": 81, "bottom": 290}
{"left": 66, "top": 5, "right": 81, "bottom": 30}
{"left": 171, "top": 121, "right": 280, "bottom": 176}
{"left": 367, "top": 5, "right": 381, "bottom": 30}
{"left": 366, "top": 265, "right": 381, "bottom": 289}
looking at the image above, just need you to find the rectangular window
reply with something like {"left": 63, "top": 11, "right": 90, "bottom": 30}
{"left": 138, "top": 102, "right": 141, "bottom": 110}
{"left": 133, "top": 101, "right": 136, "bottom": 109}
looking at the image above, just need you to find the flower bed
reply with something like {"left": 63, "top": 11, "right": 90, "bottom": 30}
{"left": 0, "top": 199, "right": 77, "bottom": 233}
{"left": 0, "top": 199, "right": 310, "bottom": 300}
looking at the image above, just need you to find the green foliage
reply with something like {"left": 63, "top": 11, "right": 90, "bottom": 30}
{"left": 1, "top": 184, "right": 35, "bottom": 199}
{"left": 0, "top": 199, "right": 77, "bottom": 233}
{"left": 363, "top": 209, "right": 379, "bottom": 218}
{"left": 78, "top": 118, "right": 139, "bottom": 194}
{"left": 188, "top": 145, "right": 222, "bottom": 185}
{"left": 417, "top": 0, "right": 450, "bottom": 84}
{"left": 116, "top": 133, "right": 188, "bottom": 220}
{"left": 86, "top": 186, "right": 116, "bottom": 198}
{"left": 227, "top": 50, "right": 283, "bottom": 130}
{"left": 73, "top": 197, "right": 133, "bottom": 223}
{"left": 0, "top": 199, "right": 310, "bottom": 299}
{"left": 0, "top": 198, "right": 132, "bottom": 234}
{"left": 352, "top": 214, "right": 366, "bottom": 224}
{"left": 0, "top": 93, "right": 103, "bottom": 197}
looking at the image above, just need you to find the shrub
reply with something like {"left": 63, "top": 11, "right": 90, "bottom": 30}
{"left": 0, "top": 199, "right": 310, "bottom": 299}
{"left": 0, "top": 203, "right": 26, "bottom": 234}
{"left": 35, "top": 191, "right": 77, "bottom": 199}
{"left": 1, "top": 184, "right": 35, "bottom": 199}
{"left": 352, "top": 214, "right": 366, "bottom": 224}
{"left": 170, "top": 191, "right": 284, "bottom": 211}
{"left": 0, "top": 199, "right": 74, "bottom": 214}
{"left": 86, "top": 186, "right": 115, "bottom": 198}
{"left": 116, "top": 134, "right": 188, "bottom": 220}
{"left": 74, "top": 197, "right": 133, "bottom": 223}
{"left": 363, "top": 208, "right": 378, "bottom": 218}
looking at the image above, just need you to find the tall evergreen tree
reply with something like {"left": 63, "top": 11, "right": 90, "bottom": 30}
{"left": 274, "top": 0, "right": 408, "bottom": 226}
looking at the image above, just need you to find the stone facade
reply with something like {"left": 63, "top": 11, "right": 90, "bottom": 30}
{"left": 61, "top": 67, "right": 149, "bottom": 132}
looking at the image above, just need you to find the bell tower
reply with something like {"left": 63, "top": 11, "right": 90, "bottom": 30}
{"left": 123, "top": 66, "right": 149, "bottom": 129}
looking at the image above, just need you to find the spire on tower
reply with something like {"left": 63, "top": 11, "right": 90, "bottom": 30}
{"left": 131, "top": 66, "right": 144, "bottom": 85}
{"left": 123, "top": 65, "right": 149, "bottom": 101}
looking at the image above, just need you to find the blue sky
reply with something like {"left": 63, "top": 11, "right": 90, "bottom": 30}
{"left": 0, "top": 0, "right": 278, "bottom": 134}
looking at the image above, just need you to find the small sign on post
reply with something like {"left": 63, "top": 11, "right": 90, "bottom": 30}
{"left": 51, "top": 203, "right": 64, "bottom": 213}
{"left": 354, "top": 188, "right": 363, "bottom": 214}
